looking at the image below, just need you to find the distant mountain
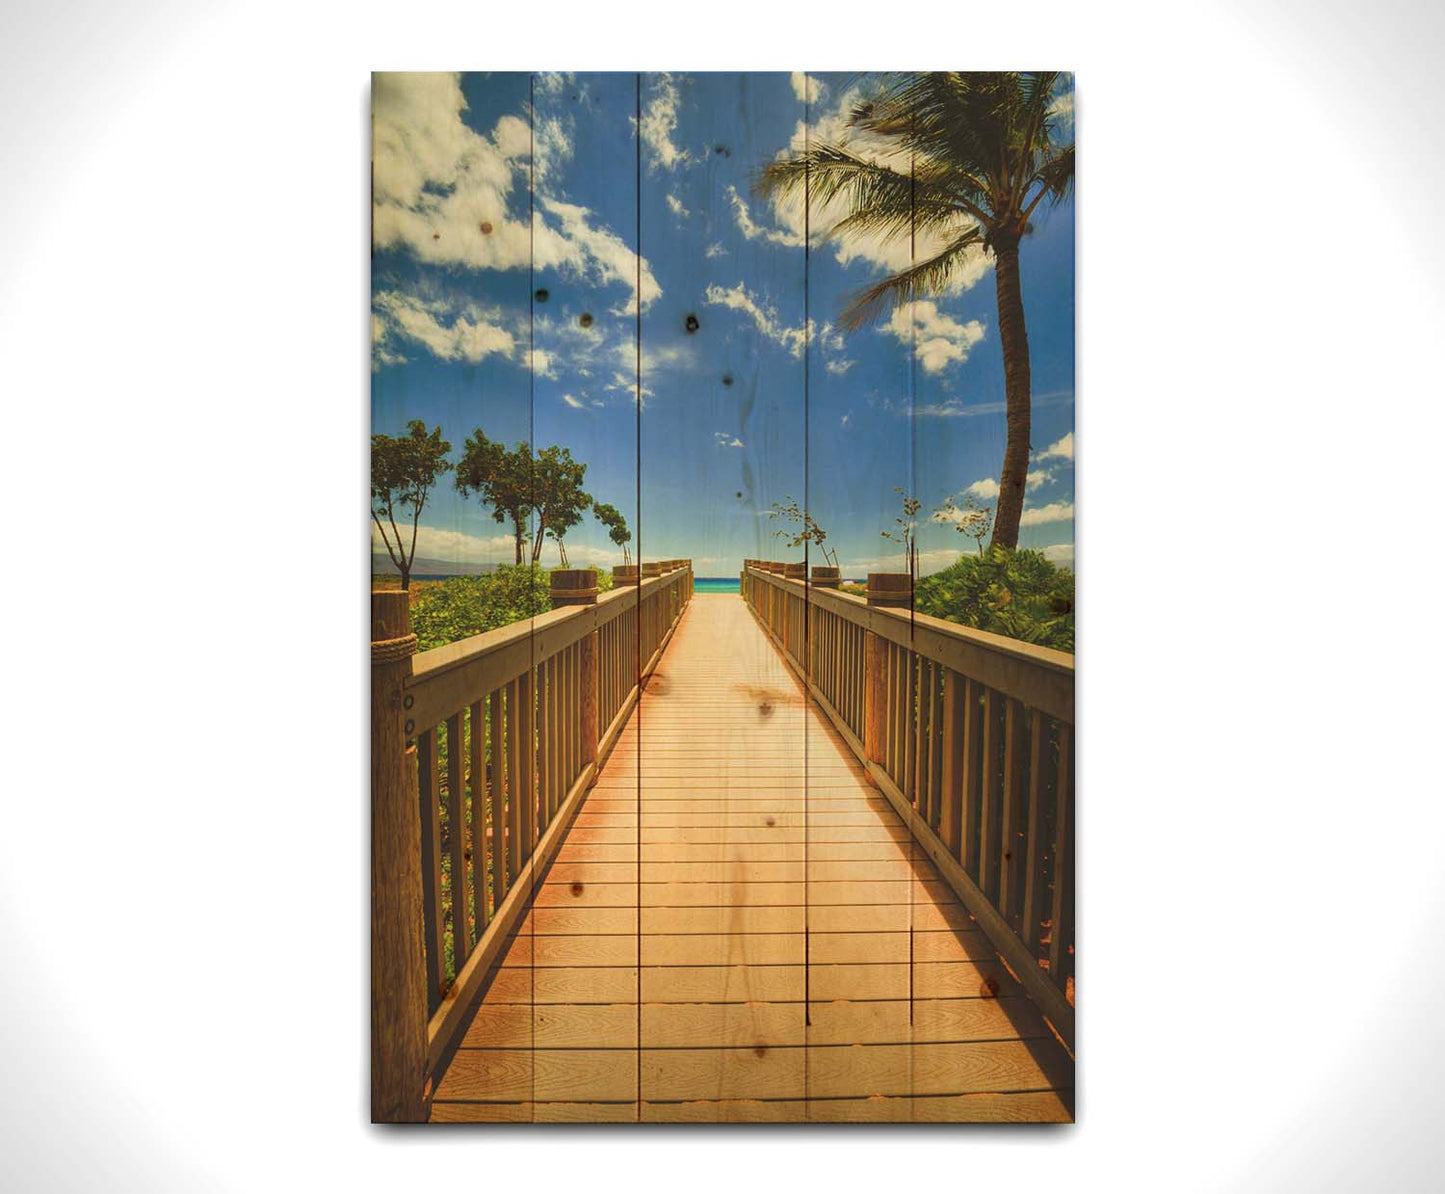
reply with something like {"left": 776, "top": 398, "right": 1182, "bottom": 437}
{"left": 371, "top": 555, "right": 499, "bottom": 577}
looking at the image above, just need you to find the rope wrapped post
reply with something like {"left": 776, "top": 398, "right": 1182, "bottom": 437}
{"left": 864, "top": 573, "right": 912, "bottom": 766}
{"left": 371, "top": 591, "right": 428, "bottom": 1122}
{"left": 811, "top": 565, "right": 841, "bottom": 589}
{"left": 549, "top": 567, "right": 599, "bottom": 607}
{"left": 551, "top": 570, "right": 601, "bottom": 768}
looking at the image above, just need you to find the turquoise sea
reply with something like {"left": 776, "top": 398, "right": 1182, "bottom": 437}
{"left": 694, "top": 577, "right": 741, "bottom": 594}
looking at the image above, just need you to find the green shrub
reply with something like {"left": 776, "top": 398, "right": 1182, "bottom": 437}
{"left": 916, "top": 547, "right": 1074, "bottom": 652}
{"left": 410, "top": 564, "right": 614, "bottom": 652}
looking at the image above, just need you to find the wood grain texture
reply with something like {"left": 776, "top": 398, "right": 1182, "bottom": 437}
{"left": 429, "top": 596, "right": 1073, "bottom": 1123}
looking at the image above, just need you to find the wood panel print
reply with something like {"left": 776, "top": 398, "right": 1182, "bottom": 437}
{"left": 370, "top": 70, "right": 1076, "bottom": 1123}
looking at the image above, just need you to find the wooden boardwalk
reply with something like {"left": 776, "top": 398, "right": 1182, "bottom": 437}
{"left": 430, "top": 594, "right": 1075, "bottom": 1122}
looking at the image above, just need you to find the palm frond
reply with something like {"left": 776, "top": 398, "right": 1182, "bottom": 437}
{"left": 838, "top": 227, "right": 986, "bottom": 331}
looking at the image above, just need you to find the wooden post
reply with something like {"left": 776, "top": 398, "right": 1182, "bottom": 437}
{"left": 642, "top": 561, "right": 663, "bottom": 578}
{"left": 551, "top": 570, "right": 600, "bottom": 767}
{"left": 811, "top": 565, "right": 841, "bottom": 588}
{"left": 783, "top": 561, "right": 806, "bottom": 580}
{"left": 866, "top": 571, "right": 912, "bottom": 609}
{"left": 612, "top": 564, "right": 639, "bottom": 586}
{"left": 371, "top": 591, "right": 428, "bottom": 1123}
{"left": 549, "top": 567, "right": 599, "bottom": 606}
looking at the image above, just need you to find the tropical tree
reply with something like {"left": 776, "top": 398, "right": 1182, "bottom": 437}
{"left": 757, "top": 71, "right": 1074, "bottom": 549}
{"left": 933, "top": 492, "right": 994, "bottom": 554}
{"left": 371, "top": 419, "right": 452, "bottom": 590}
{"left": 881, "top": 487, "right": 921, "bottom": 579}
{"left": 767, "top": 495, "right": 839, "bottom": 568}
{"left": 593, "top": 501, "right": 633, "bottom": 565}
{"left": 454, "top": 432, "right": 534, "bottom": 565}
{"left": 531, "top": 445, "right": 591, "bottom": 566}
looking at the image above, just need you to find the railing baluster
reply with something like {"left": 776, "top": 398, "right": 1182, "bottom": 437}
{"left": 962, "top": 677, "right": 983, "bottom": 876}
{"left": 929, "top": 662, "right": 943, "bottom": 829}
{"left": 516, "top": 670, "right": 534, "bottom": 868}
{"left": 1049, "top": 724, "right": 1074, "bottom": 992}
{"left": 1021, "top": 708, "right": 1047, "bottom": 955}
{"left": 998, "top": 697, "right": 1026, "bottom": 928}
{"left": 978, "top": 687, "right": 1001, "bottom": 900}
{"left": 537, "top": 657, "right": 550, "bottom": 834}
{"left": 417, "top": 727, "right": 446, "bottom": 1009}
{"left": 500, "top": 681, "right": 515, "bottom": 897}
{"left": 469, "top": 698, "right": 488, "bottom": 935}
{"left": 446, "top": 712, "right": 472, "bottom": 962}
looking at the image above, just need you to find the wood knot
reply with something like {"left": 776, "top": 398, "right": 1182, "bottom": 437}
{"left": 979, "top": 975, "right": 1000, "bottom": 998}
{"left": 753, "top": 1045, "right": 768, "bottom": 1058}
{"left": 570, "top": 882, "right": 585, "bottom": 897}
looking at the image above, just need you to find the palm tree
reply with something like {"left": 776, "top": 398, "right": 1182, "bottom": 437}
{"left": 757, "top": 72, "right": 1074, "bottom": 548}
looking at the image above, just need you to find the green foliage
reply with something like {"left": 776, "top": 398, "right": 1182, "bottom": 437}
{"left": 409, "top": 565, "right": 614, "bottom": 653}
{"left": 454, "top": 432, "right": 534, "bottom": 565}
{"left": 534, "top": 444, "right": 592, "bottom": 565}
{"left": 454, "top": 434, "right": 595, "bottom": 566}
{"left": 409, "top": 565, "right": 553, "bottom": 652}
{"left": 371, "top": 420, "right": 452, "bottom": 587}
{"left": 915, "top": 547, "right": 1074, "bottom": 651}
{"left": 593, "top": 501, "right": 632, "bottom": 564}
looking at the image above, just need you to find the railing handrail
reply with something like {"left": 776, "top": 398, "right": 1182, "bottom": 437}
{"left": 371, "top": 562, "right": 694, "bottom": 1121}
{"left": 741, "top": 560, "right": 1074, "bottom": 1050}
{"left": 744, "top": 565, "right": 1073, "bottom": 722}
{"left": 406, "top": 573, "right": 679, "bottom": 737}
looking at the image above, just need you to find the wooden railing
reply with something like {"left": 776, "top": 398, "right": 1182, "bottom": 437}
{"left": 742, "top": 563, "right": 1075, "bottom": 1050}
{"left": 371, "top": 561, "right": 693, "bottom": 1121}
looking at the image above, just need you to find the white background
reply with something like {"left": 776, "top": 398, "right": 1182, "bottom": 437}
{"left": 2, "top": 1, "right": 1443, "bottom": 1189}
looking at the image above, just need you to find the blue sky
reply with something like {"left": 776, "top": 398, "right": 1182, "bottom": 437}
{"left": 371, "top": 71, "right": 1074, "bottom": 576}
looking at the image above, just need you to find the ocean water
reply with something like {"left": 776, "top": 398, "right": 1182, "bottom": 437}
{"left": 694, "top": 576, "right": 741, "bottom": 594}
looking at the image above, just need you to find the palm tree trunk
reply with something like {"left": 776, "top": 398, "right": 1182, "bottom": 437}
{"left": 990, "top": 239, "right": 1032, "bottom": 550}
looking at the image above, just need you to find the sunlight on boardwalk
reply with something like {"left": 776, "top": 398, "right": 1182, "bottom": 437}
{"left": 430, "top": 595, "right": 1074, "bottom": 1122}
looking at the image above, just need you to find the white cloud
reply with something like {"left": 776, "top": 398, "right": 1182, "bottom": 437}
{"left": 1036, "top": 432, "right": 1074, "bottom": 462}
{"left": 371, "top": 523, "right": 516, "bottom": 565}
{"left": 666, "top": 193, "right": 690, "bottom": 219}
{"left": 372, "top": 72, "right": 658, "bottom": 316}
{"left": 372, "top": 289, "right": 515, "bottom": 367}
{"left": 704, "top": 242, "right": 726, "bottom": 259}
{"left": 840, "top": 412, "right": 852, "bottom": 429}
{"left": 713, "top": 432, "right": 745, "bottom": 448}
{"left": 881, "top": 300, "right": 986, "bottom": 373}
{"left": 727, "top": 185, "right": 806, "bottom": 248}
{"left": 704, "top": 282, "right": 807, "bottom": 357}
{"left": 561, "top": 393, "right": 587, "bottom": 409}
{"left": 845, "top": 547, "right": 962, "bottom": 577}
{"left": 538, "top": 198, "right": 661, "bottom": 315}
{"left": 1019, "top": 501, "right": 1074, "bottom": 527}
{"left": 964, "top": 470, "right": 1053, "bottom": 500}
{"left": 825, "top": 358, "right": 855, "bottom": 375}
{"left": 1042, "top": 542, "right": 1075, "bottom": 568}
{"left": 639, "top": 73, "right": 689, "bottom": 171}
{"left": 790, "top": 72, "right": 825, "bottom": 104}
